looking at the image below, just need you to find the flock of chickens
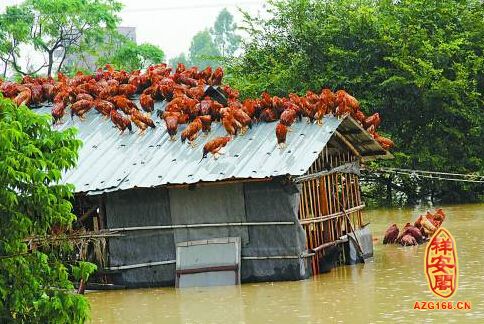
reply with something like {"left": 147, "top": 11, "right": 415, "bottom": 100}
{"left": 0, "top": 63, "right": 393, "bottom": 160}
{"left": 383, "top": 208, "right": 446, "bottom": 246}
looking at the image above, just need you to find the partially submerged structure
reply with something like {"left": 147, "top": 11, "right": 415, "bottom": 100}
{"left": 37, "top": 100, "right": 391, "bottom": 288}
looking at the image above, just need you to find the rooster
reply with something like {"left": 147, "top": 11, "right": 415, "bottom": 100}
{"left": 110, "top": 109, "right": 132, "bottom": 134}
{"left": 131, "top": 109, "right": 156, "bottom": 134}
{"left": 70, "top": 99, "right": 93, "bottom": 120}
{"left": 275, "top": 122, "right": 288, "bottom": 149}
{"left": 181, "top": 117, "right": 202, "bottom": 146}
{"left": 139, "top": 93, "right": 154, "bottom": 113}
{"left": 201, "top": 136, "right": 231, "bottom": 161}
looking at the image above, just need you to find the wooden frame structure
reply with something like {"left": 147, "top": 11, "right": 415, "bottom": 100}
{"left": 297, "top": 138, "right": 365, "bottom": 276}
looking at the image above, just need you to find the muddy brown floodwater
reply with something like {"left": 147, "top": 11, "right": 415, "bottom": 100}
{"left": 87, "top": 203, "right": 484, "bottom": 323}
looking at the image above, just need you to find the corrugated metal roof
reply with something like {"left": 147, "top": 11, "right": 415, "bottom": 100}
{"left": 34, "top": 100, "right": 390, "bottom": 194}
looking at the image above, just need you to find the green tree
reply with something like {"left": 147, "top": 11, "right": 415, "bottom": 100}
{"left": 228, "top": 0, "right": 484, "bottom": 205}
{"left": 98, "top": 38, "right": 165, "bottom": 71}
{"left": 0, "top": 5, "right": 33, "bottom": 77}
{"left": 211, "top": 8, "right": 241, "bottom": 57}
{"left": 0, "top": 0, "right": 122, "bottom": 77}
{"left": 188, "top": 30, "right": 221, "bottom": 69}
{"left": 0, "top": 95, "right": 95, "bottom": 322}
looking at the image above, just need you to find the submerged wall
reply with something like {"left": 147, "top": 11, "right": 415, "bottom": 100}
{"left": 104, "top": 180, "right": 310, "bottom": 287}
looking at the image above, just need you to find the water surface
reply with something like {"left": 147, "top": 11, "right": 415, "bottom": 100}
{"left": 88, "top": 204, "right": 484, "bottom": 323}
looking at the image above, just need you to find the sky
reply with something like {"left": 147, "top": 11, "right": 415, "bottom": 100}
{"left": 0, "top": 0, "right": 267, "bottom": 60}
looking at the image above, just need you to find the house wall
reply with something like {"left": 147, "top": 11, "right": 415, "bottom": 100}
{"left": 104, "top": 180, "right": 310, "bottom": 288}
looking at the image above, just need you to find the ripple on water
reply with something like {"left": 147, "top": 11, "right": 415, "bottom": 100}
{"left": 87, "top": 204, "right": 484, "bottom": 323}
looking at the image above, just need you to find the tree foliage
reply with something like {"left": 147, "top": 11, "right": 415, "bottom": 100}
{"left": 0, "top": 0, "right": 122, "bottom": 76}
{"left": 188, "top": 30, "right": 221, "bottom": 69}
{"left": 211, "top": 8, "right": 242, "bottom": 57}
{"left": 0, "top": 95, "right": 94, "bottom": 322}
{"left": 169, "top": 8, "right": 241, "bottom": 68}
{"left": 228, "top": 0, "right": 484, "bottom": 205}
{"left": 98, "top": 38, "right": 165, "bottom": 71}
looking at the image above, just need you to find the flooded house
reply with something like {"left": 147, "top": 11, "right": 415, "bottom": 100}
{"left": 37, "top": 99, "right": 391, "bottom": 288}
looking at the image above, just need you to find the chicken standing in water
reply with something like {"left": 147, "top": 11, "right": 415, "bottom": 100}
{"left": 383, "top": 224, "right": 399, "bottom": 244}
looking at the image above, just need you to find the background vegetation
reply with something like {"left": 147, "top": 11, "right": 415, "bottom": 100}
{"left": 227, "top": 0, "right": 483, "bottom": 206}
{"left": 0, "top": 96, "right": 95, "bottom": 322}
{"left": 170, "top": 8, "right": 241, "bottom": 68}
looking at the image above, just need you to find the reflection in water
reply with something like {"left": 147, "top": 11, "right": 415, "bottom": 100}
{"left": 88, "top": 204, "right": 484, "bottom": 323}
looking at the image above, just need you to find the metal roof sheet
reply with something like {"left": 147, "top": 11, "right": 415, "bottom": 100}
{"left": 34, "top": 101, "right": 390, "bottom": 194}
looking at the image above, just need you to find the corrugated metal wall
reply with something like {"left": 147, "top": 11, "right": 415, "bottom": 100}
{"left": 105, "top": 181, "right": 310, "bottom": 287}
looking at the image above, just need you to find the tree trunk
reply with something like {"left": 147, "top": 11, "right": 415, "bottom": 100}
{"left": 1, "top": 60, "right": 7, "bottom": 78}
{"left": 47, "top": 50, "right": 54, "bottom": 77}
{"left": 57, "top": 48, "right": 67, "bottom": 74}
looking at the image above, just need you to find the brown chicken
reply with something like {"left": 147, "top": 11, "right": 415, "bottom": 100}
{"left": 119, "top": 84, "right": 137, "bottom": 97}
{"left": 187, "top": 84, "right": 206, "bottom": 100}
{"left": 158, "top": 111, "right": 180, "bottom": 141}
{"left": 334, "top": 90, "right": 360, "bottom": 120}
{"left": 139, "top": 93, "right": 154, "bottom": 113}
{"left": 181, "top": 117, "right": 202, "bottom": 145}
{"left": 199, "top": 115, "right": 212, "bottom": 134}
{"left": 374, "top": 133, "right": 394, "bottom": 150}
{"left": 110, "top": 109, "right": 132, "bottom": 134}
{"left": 70, "top": 99, "right": 93, "bottom": 120}
{"left": 276, "top": 122, "right": 288, "bottom": 149}
{"left": 131, "top": 109, "right": 156, "bottom": 134}
{"left": 222, "top": 85, "right": 240, "bottom": 100}
{"left": 364, "top": 113, "right": 381, "bottom": 129}
{"left": 222, "top": 111, "right": 239, "bottom": 137}
{"left": 259, "top": 108, "right": 278, "bottom": 122}
{"left": 232, "top": 109, "right": 252, "bottom": 134}
{"left": 75, "top": 93, "right": 94, "bottom": 102}
{"left": 210, "top": 67, "right": 223, "bottom": 86}
{"left": 110, "top": 95, "right": 138, "bottom": 115}
{"left": 383, "top": 224, "right": 399, "bottom": 244}
{"left": 400, "top": 234, "right": 417, "bottom": 246}
{"left": 94, "top": 99, "right": 114, "bottom": 117}
{"left": 13, "top": 89, "right": 32, "bottom": 106}
{"left": 280, "top": 108, "right": 297, "bottom": 127}
{"left": 51, "top": 101, "right": 66, "bottom": 124}
{"left": 198, "top": 66, "right": 212, "bottom": 82}
{"left": 201, "top": 136, "right": 231, "bottom": 160}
